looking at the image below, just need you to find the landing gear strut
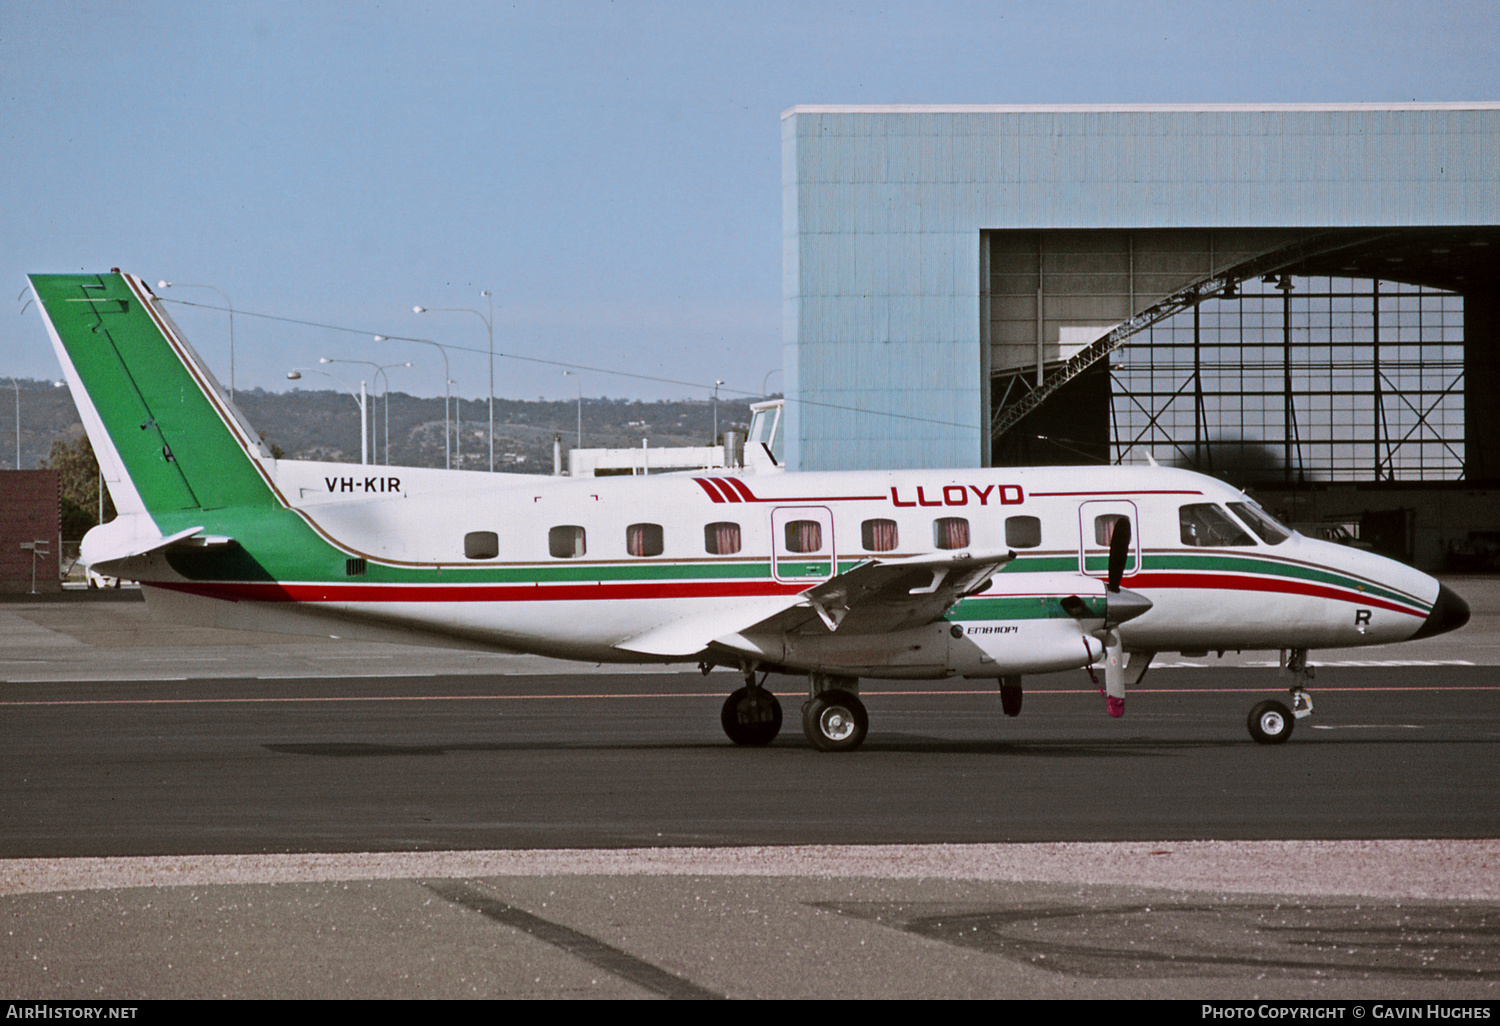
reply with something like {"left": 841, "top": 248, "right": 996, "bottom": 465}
{"left": 803, "top": 673, "right": 868, "bottom": 752}
{"left": 721, "top": 668, "right": 782, "bottom": 747}
{"left": 1246, "top": 648, "right": 1316, "bottom": 745}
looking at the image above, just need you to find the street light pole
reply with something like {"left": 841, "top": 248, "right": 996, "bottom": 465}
{"left": 323, "top": 358, "right": 410, "bottom": 465}
{"left": 287, "top": 368, "right": 368, "bottom": 465}
{"left": 376, "top": 335, "right": 453, "bottom": 470}
{"left": 563, "top": 370, "right": 582, "bottom": 450}
{"left": 450, "top": 381, "right": 463, "bottom": 469}
{"left": 713, "top": 380, "right": 725, "bottom": 444}
{"left": 158, "top": 281, "right": 236, "bottom": 398}
{"left": 413, "top": 292, "right": 495, "bottom": 472}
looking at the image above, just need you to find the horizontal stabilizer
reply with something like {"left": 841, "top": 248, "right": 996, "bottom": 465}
{"left": 82, "top": 520, "right": 235, "bottom": 577}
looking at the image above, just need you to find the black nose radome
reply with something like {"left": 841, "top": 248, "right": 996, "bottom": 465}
{"left": 1412, "top": 583, "right": 1471, "bottom": 640}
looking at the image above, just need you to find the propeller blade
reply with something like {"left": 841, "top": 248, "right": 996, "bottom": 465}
{"left": 1102, "top": 629, "right": 1126, "bottom": 718}
{"left": 1106, "top": 516, "right": 1132, "bottom": 593}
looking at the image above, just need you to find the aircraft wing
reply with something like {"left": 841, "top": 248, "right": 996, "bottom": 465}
{"left": 762, "top": 548, "right": 1016, "bottom": 636}
{"left": 614, "top": 549, "right": 1014, "bottom": 657}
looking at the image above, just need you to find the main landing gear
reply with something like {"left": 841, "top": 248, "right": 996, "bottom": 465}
{"left": 716, "top": 666, "right": 870, "bottom": 752}
{"left": 1246, "top": 648, "right": 1316, "bottom": 745}
{"left": 803, "top": 674, "right": 868, "bottom": 752}
{"left": 720, "top": 668, "right": 782, "bottom": 747}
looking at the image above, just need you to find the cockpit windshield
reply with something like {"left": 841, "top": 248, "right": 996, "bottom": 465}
{"left": 1179, "top": 503, "right": 1255, "bottom": 547}
{"left": 1227, "top": 501, "right": 1292, "bottom": 545}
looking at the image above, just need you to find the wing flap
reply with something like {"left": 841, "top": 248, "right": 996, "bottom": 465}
{"left": 613, "top": 595, "right": 806, "bottom": 657}
{"left": 611, "top": 549, "right": 1014, "bottom": 658}
{"left": 778, "top": 548, "right": 1015, "bottom": 636}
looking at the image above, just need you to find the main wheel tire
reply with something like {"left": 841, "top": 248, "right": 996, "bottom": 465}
{"left": 1247, "top": 699, "right": 1295, "bottom": 745}
{"left": 1000, "top": 681, "right": 1023, "bottom": 718}
{"left": 721, "top": 687, "right": 782, "bottom": 746}
{"left": 802, "top": 689, "right": 869, "bottom": 752}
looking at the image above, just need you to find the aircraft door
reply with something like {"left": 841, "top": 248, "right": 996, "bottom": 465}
{"left": 771, "top": 506, "right": 835, "bottom": 584}
{"left": 1079, "top": 500, "right": 1139, "bottom": 579}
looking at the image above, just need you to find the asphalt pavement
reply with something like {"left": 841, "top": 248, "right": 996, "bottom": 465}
{"left": 0, "top": 579, "right": 1496, "bottom": 999}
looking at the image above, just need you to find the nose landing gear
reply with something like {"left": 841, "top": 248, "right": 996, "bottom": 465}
{"left": 1247, "top": 648, "right": 1316, "bottom": 745}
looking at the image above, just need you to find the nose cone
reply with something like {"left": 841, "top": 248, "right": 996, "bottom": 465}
{"left": 1411, "top": 583, "right": 1471, "bottom": 640}
{"left": 1105, "top": 587, "right": 1154, "bottom": 626}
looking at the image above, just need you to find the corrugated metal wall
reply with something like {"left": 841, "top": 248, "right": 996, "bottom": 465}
{"left": 782, "top": 104, "right": 1500, "bottom": 471}
{"left": 0, "top": 470, "right": 60, "bottom": 593}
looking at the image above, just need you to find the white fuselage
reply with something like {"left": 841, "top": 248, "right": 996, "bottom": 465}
{"left": 135, "top": 458, "right": 1445, "bottom": 681}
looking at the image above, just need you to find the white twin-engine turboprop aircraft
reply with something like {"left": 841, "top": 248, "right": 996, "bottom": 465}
{"left": 30, "top": 271, "right": 1470, "bottom": 751}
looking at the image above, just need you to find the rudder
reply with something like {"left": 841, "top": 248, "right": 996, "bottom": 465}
{"left": 29, "top": 271, "right": 278, "bottom": 521}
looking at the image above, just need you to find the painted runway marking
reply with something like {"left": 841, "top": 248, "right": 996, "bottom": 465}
{"left": 3, "top": 684, "right": 1497, "bottom": 707}
{"left": 1311, "top": 724, "right": 1425, "bottom": 730}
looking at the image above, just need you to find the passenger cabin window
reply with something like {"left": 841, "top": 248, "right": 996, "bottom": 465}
{"left": 933, "top": 517, "right": 970, "bottom": 550}
{"left": 784, "top": 520, "right": 823, "bottom": 554}
{"left": 1005, "top": 515, "right": 1041, "bottom": 549}
{"left": 1179, "top": 504, "right": 1254, "bottom": 547}
{"left": 548, "top": 525, "right": 587, "bottom": 558}
{"left": 861, "top": 518, "right": 899, "bottom": 552}
{"left": 704, "top": 521, "right": 742, "bottom": 555}
{"left": 626, "top": 523, "right": 663, "bottom": 557}
{"left": 1094, "top": 514, "right": 1128, "bottom": 546}
{"left": 1228, "top": 502, "right": 1292, "bottom": 545}
{"left": 464, "top": 531, "right": 499, "bottom": 560}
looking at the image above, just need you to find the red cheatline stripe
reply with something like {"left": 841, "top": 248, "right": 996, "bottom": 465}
{"left": 696, "top": 478, "right": 890, "bottom": 504}
{"left": 693, "top": 478, "right": 728, "bottom": 503}
{"left": 1124, "top": 571, "right": 1428, "bottom": 617}
{"left": 153, "top": 579, "right": 802, "bottom": 604}
{"left": 1029, "top": 489, "right": 1204, "bottom": 497}
{"left": 722, "top": 478, "right": 757, "bottom": 502}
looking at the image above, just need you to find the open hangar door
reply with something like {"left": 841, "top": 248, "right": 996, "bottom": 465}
{"left": 985, "top": 227, "right": 1500, "bottom": 570}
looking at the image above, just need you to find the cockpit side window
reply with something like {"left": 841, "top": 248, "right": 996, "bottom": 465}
{"left": 1179, "top": 504, "right": 1255, "bottom": 547}
{"left": 1227, "top": 502, "right": 1292, "bottom": 545}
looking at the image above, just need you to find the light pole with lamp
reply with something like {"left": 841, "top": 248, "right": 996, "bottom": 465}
{"left": 450, "top": 380, "right": 464, "bottom": 469}
{"left": 562, "top": 370, "right": 583, "bottom": 451}
{"left": 375, "top": 335, "right": 454, "bottom": 470}
{"left": 287, "top": 367, "right": 368, "bottom": 465}
{"left": 413, "top": 291, "right": 495, "bottom": 472}
{"left": 322, "top": 358, "right": 410, "bottom": 466}
{"left": 712, "top": 380, "right": 725, "bottom": 445}
{"left": 157, "top": 281, "right": 236, "bottom": 399}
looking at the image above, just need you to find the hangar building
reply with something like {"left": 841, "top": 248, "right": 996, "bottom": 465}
{"left": 781, "top": 103, "right": 1500, "bottom": 568}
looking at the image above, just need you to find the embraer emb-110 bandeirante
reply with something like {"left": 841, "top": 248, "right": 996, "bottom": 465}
{"left": 29, "top": 271, "right": 1470, "bottom": 751}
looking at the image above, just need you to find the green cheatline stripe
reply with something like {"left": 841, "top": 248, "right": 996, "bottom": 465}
{"left": 953, "top": 595, "right": 1104, "bottom": 620}
{"left": 1138, "top": 551, "right": 1419, "bottom": 608}
{"left": 1001, "top": 549, "right": 1418, "bottom": 609}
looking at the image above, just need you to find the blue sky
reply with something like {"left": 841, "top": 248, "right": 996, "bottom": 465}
{"left": 2, "top": 0, "right": 1495, "bottom": 404}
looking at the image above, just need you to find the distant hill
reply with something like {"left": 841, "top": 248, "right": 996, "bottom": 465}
{"left": 1, "top": 378, "right": 771, "bottom": 474}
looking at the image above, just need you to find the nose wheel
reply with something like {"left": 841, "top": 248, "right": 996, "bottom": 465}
{"left": 1247, "top": 699, "right": 1294, "bottom": 744}
{"left": 1246, "top": 649, "right": 1316, "bottom": 745}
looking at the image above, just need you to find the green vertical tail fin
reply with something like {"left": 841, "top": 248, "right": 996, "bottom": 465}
{"left": 29, "top": 271, "right": 279, "bottom": 522}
